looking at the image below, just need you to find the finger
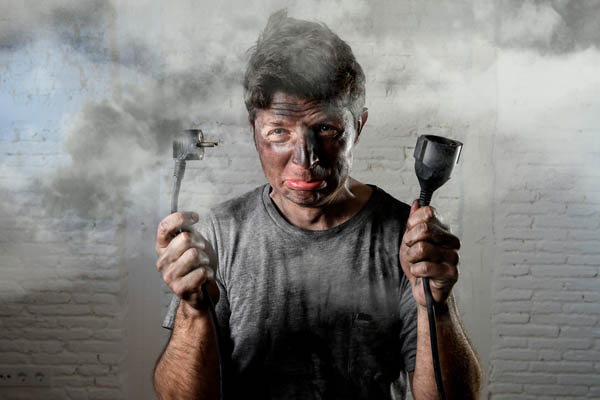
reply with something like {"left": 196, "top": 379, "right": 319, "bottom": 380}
{"left": 171, "top": 267, "right": 214, "bottom": 301}
{"left": 406, "top": 205, "right": 436, "bottom": 231}
{"left": 403, "top": 222, "right": 461, "bottom": 250}
{"left": 410, "top": 199, "right": 420, "bottom": 214}
{"left": 156, "top": 211, "right": 199, "bottom": 250}
{"left": 162, "top": 247, "right": 211, "bottom": 285}
{"left": 410, "top": 261, "right": 459, "bottom": 283}
{"left": 404, "top": 241, "right": 459, "bottom": 265}
{"left": 157, "top": 232, "right": 207, "bottom": 269}
{"left": 156, "top": 232, "right": 207, "bottom": 271}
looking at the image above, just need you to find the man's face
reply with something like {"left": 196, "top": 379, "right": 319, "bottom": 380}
{"left": 253, "top": 91, "right": 362, "bottom": 208}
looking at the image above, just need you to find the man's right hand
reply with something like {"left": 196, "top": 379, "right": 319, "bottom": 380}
{"left": 155, "top": 211, "right": 219, "bottom": 310}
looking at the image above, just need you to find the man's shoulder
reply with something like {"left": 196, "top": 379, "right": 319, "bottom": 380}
{"left": 371, "top": 185, "right": 411, "bottom": 217}
{"left": 208, "top": 184, "right": 267, "bottom": 222}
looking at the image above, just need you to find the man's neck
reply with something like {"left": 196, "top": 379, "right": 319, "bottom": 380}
{"left": 270, "top": 178, "right": 373, "bottom": 231}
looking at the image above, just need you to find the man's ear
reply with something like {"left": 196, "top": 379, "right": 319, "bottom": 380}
{"left": 249, "top": 116, "right": 258, "bottom": 148}
{"left": 355, "top": 108, "right": 368, "bottom": 143}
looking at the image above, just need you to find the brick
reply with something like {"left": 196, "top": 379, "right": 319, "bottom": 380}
{"left": 494, "top": 301, "right": 532, "bottom": 313}
{"left": 501, "top": 215, "right": 534, "bottom": 228}
{"left": 51, "top": 375, "right": 95, "bottom": 387}
{"left": 563, "top": 303, "right": 600, "bottom": 314}
{"left": 0, "top": 339, "right": 63, "bottom": 353}
{"left": 22, "top": 328, "right": 92, "bottom": 340}
{"left": 495, "top": 349, "right": 538, "bottom": 361}
{"left": 57, "top": 317, "right": 113, "bottom": 329}
{"left": 562, "top": 278, "right": 600, "bottom": 291}
{"left": 492, "top": 360, "right": 530, "bottom": 373}
{"left": 494, "top": 337, "right": 528, "bottom": 349}
{"left": 66, "top": 340, "right": 124, "bottom": 354}
{"left": 91, "top": 328, "right": 125, "bottom": 341}
{"left": 71, "top": 293, "right": 119, "bottom": 305}
{"left": 497, "top": 264, "right": 530, "bottom": 276}
{"left": 590, "top": 386, "right": 600, "bottom": 397}
{"left": 534, "top": 216, "right": 598, "bottom": 229}
{"left": 494, "top": 313, "right": 530, "bottom": 324}
{"left": 32, "top": 352, "right": 98, "bottom": 365}
{"left": 567, "top": 255, "right": 600, "bottom": 265}
{"left": 494, "top": 288, "right": 532, "bottom": 301}
{"left": 560, "top": 326, "right": 600, "bottom": 338}
{"left": 529, "top": 338, "right": 592, "bottom": 350}
{"left": 487, "top": 382, "right": 522, "bottom": 394}
{"left": 26, "top": 304, "right": 91, "bottom": 316}
{"left": 530, "top": 361, "right": 594, "bottom": 373}
{"left": 65, "top": 387, "right": 88, "bottom": 400}
{"left": 21, "top": 292, "right": 72, "bottom": 304}
{"left": 568, "top": 229, "right": 600, "bottom": 240}
{"left": 562, "top": 350, "right": 600, "bottom": 361}
{"left": 502, "top": 227, "right": 566, "bottom": 240}
{"left": 556, "top": 374, "right": 600, "bottom": 385}
{"left": 530, "top": 265, "right": 598, "bottom": 278}
{"left": 88, "top": 387, "right": 125, "bottom": 400}
{"left": 493, "top": 372, "right": 555, "bottom": 384}
{"left": 537, "top": 349, "right": 562, "bottom": 361}
{"left": 76, "top": 365, "right": 111, "bottom": 376}
{"left": 530, "top": 302, "right": 562, "bottom": 314}
{"left": 95, "top": 375, "right": 121, "bottom": 388}
{"left": 524, "top": 384, "right": 588, "bottom": 396}
{"left": 495, "top": 324, "right": 559, "bottom": 338}
{"left": 0, "top": 352, "right": 30, "bottom": 363}
{"left": 503, "top": 252, "right": 567, "bottom": 265}
{"left": 531, "top": 314, "right": 597, "bottom": 326}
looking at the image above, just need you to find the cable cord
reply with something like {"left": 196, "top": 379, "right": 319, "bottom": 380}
{"left": 171, "top": 159, "right": 225, "bottom": 400}
{"left": 419, "top": 195, "right": 446, "bottom": 400}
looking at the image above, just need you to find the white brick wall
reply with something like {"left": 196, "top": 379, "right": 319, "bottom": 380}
{"left": 489, "top": 131, "right": 600, "bottom": 398}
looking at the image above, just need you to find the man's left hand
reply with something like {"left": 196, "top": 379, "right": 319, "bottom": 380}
{"left": 400, "top": 200, "right": 461, "bottom": 306}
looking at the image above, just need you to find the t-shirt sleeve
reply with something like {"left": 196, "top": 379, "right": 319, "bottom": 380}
{"left": 398, "top": 269, "right": 418, "bottom": 372}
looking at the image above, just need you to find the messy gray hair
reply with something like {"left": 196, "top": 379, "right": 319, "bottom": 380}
{"left": 243, "top": 10, "right": 366, "bottom": 123}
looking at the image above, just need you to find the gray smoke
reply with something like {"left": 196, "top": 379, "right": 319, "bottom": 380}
{"left": 36, "top": 65, "right": 244, "bottom": 219}
{"left": 496, "top": 0, "right": 600, "bottom": 53}
{"left": 2, "top": 0, "right": 599, "bottom": 221}
{"left": 0, "top": 0, "right": 253, "bottom": 219}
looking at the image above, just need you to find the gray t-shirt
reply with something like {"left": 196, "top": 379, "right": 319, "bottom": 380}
{"left": 163, "top": 184, "right": 417, "bottom": 399}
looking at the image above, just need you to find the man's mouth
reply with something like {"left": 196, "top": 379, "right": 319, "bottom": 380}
{"left": 285, "top": 179, "right": 326, "bottom": 190}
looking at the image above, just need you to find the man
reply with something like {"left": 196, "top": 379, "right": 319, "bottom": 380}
{"left": 153, "top": 10, "right": 482, "bottom": 400}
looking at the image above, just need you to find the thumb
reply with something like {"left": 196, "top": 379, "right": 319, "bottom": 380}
{"left": 410, "top": 199, "right": 420, "bottom": 215}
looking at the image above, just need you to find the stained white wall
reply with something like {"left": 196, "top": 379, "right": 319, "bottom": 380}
{"left": 1, "top": 1, "right": 599, "bottom": 399}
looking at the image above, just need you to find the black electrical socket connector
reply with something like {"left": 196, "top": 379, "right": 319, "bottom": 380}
{"left": 413, "top": 135, "right": 462, "bottom": 207}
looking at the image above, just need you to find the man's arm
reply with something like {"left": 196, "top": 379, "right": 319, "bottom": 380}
{"left": 153, "top": 211, "right": 221, "bottom": 399}
{"left": 154, "top": 301, "right": 220, "bottom": 400}
{"left": 400, "top": 201, "right": 483, "bottom": 399}
{"left": 410, "top": 296, "right": 482, "bottom": 399}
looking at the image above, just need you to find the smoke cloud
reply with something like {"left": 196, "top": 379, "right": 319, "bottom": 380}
{"left": 2, "top": 0, "right": 599, "bottom": 217}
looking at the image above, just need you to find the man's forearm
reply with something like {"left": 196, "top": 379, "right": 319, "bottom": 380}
{"left": 154, "top": 301, "right": 220, "bottom": 400}
{"left": 412, "top": 296, "right": 483, "bottom": 400}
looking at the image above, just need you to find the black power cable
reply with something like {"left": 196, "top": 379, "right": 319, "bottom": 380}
{"left": 413, "top": 134, "right": 463, "bottom": 400}
{"left": 420, "top": 198, "right": 446, "bottom": 400}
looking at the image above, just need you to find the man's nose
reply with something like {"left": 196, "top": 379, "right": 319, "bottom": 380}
{"left": 292, "top": 130, "right": 319, "bottom": 169}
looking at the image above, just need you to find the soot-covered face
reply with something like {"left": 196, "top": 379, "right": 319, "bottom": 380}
{"left": 253, "top": 92, "right": 364, "bottom": 208}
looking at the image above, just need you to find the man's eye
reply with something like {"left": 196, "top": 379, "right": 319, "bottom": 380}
{"left": 269, "top": 128, "right": 286, "bottom": 135}
{"left": 314, "top": 124, "right": 340, "bottom": 136}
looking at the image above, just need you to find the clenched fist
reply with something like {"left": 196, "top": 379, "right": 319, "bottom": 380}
{"left": 400, "top": 200, "right": 460, "bottom": 307}
{"left": 155, "top": 211, "right": 219, "bottom": 310}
